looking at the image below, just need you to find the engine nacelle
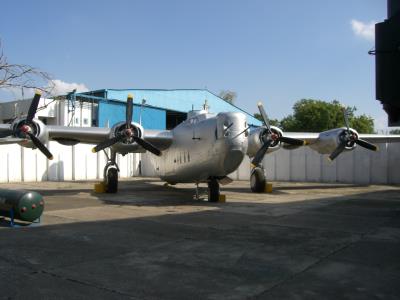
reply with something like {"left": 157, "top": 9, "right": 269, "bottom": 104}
{"left": 11, "top": 118, "right": 48, "bottom": 149}
{"left": 109, "top": 121, "right": 145, "bottom": 155}
{"left": 247, "top": 126, "right": 283, "bottom": 157}
{"left": 309, "top": 127, "right": 358, "bottom": 154}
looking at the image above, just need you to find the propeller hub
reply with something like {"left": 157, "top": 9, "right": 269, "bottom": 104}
{"left": 20, "top": 124, "right": 31, "bottom": 134}
{"left": 125, "top": 128, "right": 133, "bottom": 137}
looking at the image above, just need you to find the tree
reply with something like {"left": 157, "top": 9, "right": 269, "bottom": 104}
{"left": 390, "top": 129, "right": 400, "bottom": 134}
{"left": 0, "top": 41, "right": 53, "bottom": 96}
{"left": 278, "top": 99, "right": 374, "bottom": 133}
{"left": 219, "top": 90, "right": 237, "bottom": 104}
{"left": 254, "top": 113, "right": 280, "bottom": 127}
{"left": 350, "top": 114, "right": 375, "bottom": 134}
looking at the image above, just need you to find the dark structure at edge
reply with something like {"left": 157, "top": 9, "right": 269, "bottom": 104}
{"left": 375, "top": 0, "right": 400, "bottom": 126}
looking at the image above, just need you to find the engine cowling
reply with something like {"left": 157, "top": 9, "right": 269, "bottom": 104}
{"left": 309, "top": 127, "right": 358, "bottom": 154}
{"left": 108, "top": 121, "right": 145, "bottom": 154}
{"left": 247, "top": 126, "right": 283, "bottom": 157}
{"left": 11, "top": 118, "right": 48, "bottom": 149}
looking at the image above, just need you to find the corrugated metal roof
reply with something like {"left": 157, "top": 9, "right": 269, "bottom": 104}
{"left": 82, "top": 89, "right": 262, "bottom": 126}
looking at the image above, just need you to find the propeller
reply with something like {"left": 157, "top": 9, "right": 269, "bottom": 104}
{"left": 328, "top": 108, "right": 378, "bottom": 161}
{"left": 0, "top": 92, "right": 53, "bottom": 160}
{"left": 92, "top": 95, "right": 161, "bottom": 156}
{"left": 251, "top": 102, "right": 304, "bottom": 167}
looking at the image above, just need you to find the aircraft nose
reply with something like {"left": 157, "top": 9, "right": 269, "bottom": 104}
{"left": 218, "top": 112, "right": 248, "bottom": 138}
{"left": 223, "top": 148, "right": 245, "bottom": 174}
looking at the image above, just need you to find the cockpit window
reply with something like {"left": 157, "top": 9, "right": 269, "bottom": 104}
{"left": 189, "top": 118, "right": 198, "bottom": 125}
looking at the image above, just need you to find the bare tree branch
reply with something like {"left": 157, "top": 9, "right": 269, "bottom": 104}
{"left": 0, "top": 40, "right": 54, "bottom": 98}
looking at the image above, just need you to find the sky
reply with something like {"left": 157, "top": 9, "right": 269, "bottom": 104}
{"left": 0, "top": 0, "right": 396, "bottom": 132}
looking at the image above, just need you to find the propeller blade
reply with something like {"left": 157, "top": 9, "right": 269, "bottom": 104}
{"left": 342, "top": 107, "right": 350, "bottom": 133}
{"left": 328, "top": 142, "right": 346, "bottom": 161}
{"left": 26, "top": 92, "right": 41, "bottom": 123}
{"left": 92, "top": 135, "right": 124, "bottom": 153}
{"left": 257, "top": 102, "right": 271, "bottom": 132}
{"left": 26, "top": 132, "right": 53, "bottom": 160}
{"left": 132, "top": 136, "right": 161, "bottom": 156}
{"left": 251, "top": 140, "right": 272, "bottom": 167}
{"left": 0, "top": 129, "right": 14, "bottom": 138}
{"left": 126, "top": 94, "right": 133, "bottom": 129}
{"left": 355, "top": 139, "right": 378, "bottom": 151}
{"left": 279, "top": 136, "right": 305, "bottom": 146}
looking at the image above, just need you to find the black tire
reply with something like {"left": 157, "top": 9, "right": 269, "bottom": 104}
{"left": 250, "top": 167, "right": 266, "bottom": 193}
{"left": 208, "top": 179, "right": 220, "bottom": 202}
{"left": 106, "top": 167, "right": 118, "bottom": 193}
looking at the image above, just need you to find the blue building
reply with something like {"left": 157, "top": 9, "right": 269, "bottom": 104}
{"left": 71, "top": 89, "right": 262, "bottom": 130}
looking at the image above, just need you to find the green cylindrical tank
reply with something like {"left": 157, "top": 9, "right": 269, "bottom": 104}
{"left": 0, "top": 189, "right": 44, "bottom": 222}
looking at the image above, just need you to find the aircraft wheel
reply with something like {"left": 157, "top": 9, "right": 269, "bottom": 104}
{"left": 250, "top": 167, "right": 266, "bottom": 193}
{"left": 106, "top": 167, "right": 118, "bottom": 193}
{"left": 208, "top": 179, "right": 220, "bottom": 202}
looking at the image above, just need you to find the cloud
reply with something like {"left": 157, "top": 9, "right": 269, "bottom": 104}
{"left": 373, "top": 112, "right": 400, "bottom": 134}
{"left": 374, "top": 112, "right": 388, "bottom": 133}
{"left": 49, "top": 79, "right": 89, "bottom": 96}
{"left": 351, "top": 19, "right": 375, "bottom": 41}
{"left": 0, "top": 80, "right": 89, "bottom": 101}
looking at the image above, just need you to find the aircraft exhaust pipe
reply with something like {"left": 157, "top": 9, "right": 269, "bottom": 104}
{"left": 0, "top": 189, "right": 44, "bottom": 222}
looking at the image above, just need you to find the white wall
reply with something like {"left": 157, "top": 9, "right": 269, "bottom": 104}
{"left": 0, "top": 142, "right": 140, "bottom": 183}
{"left": 141, "top": 142, "right": 400, "bottom": 184}
{"left": 0, "top": 142, "right": 399, "bottom": 184}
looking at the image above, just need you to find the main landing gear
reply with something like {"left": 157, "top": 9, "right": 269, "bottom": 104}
{"left": 103, "top": 150, "right": 119, "bottom": 193}
{"left": 208, "top": 178, "right": 220, "bottom": 202}
{"left": 250, "top": 166, "right": 267, "bottom": 193}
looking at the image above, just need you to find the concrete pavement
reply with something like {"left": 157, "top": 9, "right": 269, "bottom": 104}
{"left": 0, "top": 178, "right": 399, "bottom": 299}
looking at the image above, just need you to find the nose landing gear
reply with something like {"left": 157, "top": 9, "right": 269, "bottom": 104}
{"left": 250, "top": 167, "right": 267, "bottom": 193}
{"left": 208, "top": 178, "right": 220, "bottom": 202}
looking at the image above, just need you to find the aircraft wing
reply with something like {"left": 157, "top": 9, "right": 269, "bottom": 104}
{"left": 0, "top": 94, "right": 173, "bottom": 158}
{"left": 356, "top": 134, "right": 400, "bottom": 143}
{"left": 47, "top": 126, "right": 173, "bottom": 150}
{"left": 0, "top": 124, "right": 27, "bottom": 144}
{"left": 283, "top": 132, "right": 400, "bottom": 144}
{"left": 0, "top": 123, "right": 13, "bottom": 135}
{"left": 0, "top": 122, "right": 173, "bottom": 152}
{"left": 0, "top": 137, "right": 26, "bottom": 145}
{"left": 282, "top": 132, "right": 319, "bottom": 144}
{"left": 140, "top": 129, "right": 174, "bottom": 150}
{"left": 47, "top": 126, "right": 111, "bottom": 145}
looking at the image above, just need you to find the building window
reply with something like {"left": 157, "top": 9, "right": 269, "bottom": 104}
{"left": 83, "top": 118, "right": 88, "bottom": 125}
{"left": 75, "top": 117, "right": 79, "bottom": 124}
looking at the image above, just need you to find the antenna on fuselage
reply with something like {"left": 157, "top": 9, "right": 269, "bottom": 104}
{"left": 139, "top": 98, "right": 146, "bottom": 125}
{"left": 203, "top": 100, "right": 209, "bottom": 112}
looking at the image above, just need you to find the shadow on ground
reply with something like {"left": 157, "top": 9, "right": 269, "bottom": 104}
{"left": 0, "top": 180, "right": 399, "bottom": 299}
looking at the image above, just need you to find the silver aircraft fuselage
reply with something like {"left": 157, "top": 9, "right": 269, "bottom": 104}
{"left": 149, "top": 111, "right": 248, "bottom": 183}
